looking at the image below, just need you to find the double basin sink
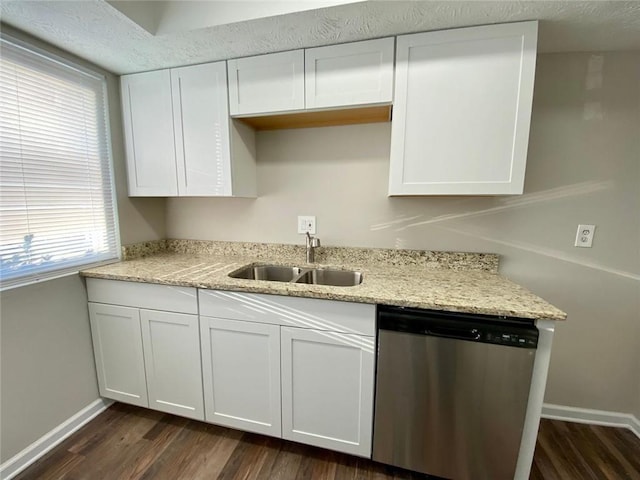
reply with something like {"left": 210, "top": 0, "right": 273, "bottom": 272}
{"left": 229, "top": 264, "right": 363, "bottom": 287}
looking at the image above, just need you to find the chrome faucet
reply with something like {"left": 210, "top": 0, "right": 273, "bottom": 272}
{"left": 305, "top": 231, "right": 320, "bottom": 263}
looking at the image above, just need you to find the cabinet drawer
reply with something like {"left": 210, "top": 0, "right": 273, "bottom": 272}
{"left": 86, "top": 278, "right": 197, "bottom": 314}
{"left": 198, "top": 290, "right": 375, "bottom": 336}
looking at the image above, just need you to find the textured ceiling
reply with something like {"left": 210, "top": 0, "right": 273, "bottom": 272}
{"left": 105, "top": 1, "right": 362, "bottom": 35}
{"left": 1, "top": 1, "right": 639, "bottom": 75}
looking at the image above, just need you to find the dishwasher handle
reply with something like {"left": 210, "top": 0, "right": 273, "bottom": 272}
{"left": 424, "top": 325, "right": 481, "bottom": 341}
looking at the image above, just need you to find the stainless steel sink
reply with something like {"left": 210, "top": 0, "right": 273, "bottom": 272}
{"left": 295, "top": 268, "right": 363, "bottom": 287}
{"left": 229, "top": 264, "right": 362, "bottom": 287}
{"left": 228, "top": 265, "right": 303, "bottom": 282}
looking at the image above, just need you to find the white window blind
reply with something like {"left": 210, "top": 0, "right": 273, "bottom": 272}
{"left": 0, "top": 35, "right": 120, "bottom": 289}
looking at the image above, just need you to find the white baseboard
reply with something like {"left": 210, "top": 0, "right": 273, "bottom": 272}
{"left": 542, "top": 403, "right": 640, "bottom": 439}
{"left": 0, "top": 398, "right": 113, "bottom": 480}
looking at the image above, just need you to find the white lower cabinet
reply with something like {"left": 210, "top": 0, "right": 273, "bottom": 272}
{"left": 200, "top": 317, "right": 281, "bottom": 436}
{"left": 198, "top": 290, "right": 376, "bottom": 457}
{"left": 280, "top": 327, "right": 375, "bottom": 457}
{"left": 140, "top": 310, "right": 204, "bottom": 420}
{"left": 87, "top": 279, "right": 203, "bottom": 420}
{"left": 88, "top": 281, "right": 375, "bottom": 457}
{"left": 89, "top": 303, "right": 148, "bottom": 408}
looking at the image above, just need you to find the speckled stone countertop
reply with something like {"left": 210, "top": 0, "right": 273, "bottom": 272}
{"left": 82, "top": 240, "right": 567, "bottom": 321}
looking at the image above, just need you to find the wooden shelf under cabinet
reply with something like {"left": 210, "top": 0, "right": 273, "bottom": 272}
{"left": 237, "top": 105, "right": 392, "bottom": 131}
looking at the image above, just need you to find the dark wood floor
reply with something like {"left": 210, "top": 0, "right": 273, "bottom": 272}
{"left": 530, "top": 417, "right": 640, "bottom": 480}
{"left": 14, "top": 403, "right": 640, "bottom": 480}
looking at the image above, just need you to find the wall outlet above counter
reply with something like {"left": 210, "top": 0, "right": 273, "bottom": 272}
{"left": 297, "top": 216, "right": 316, "bottom": 235}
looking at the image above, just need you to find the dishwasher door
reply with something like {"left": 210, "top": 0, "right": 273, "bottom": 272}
{"left": 372, "top": 309, "right": 537, "bottom": 480}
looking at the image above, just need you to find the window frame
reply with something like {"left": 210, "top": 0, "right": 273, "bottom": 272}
{"left": 0, "top": 33, "right": 121, "bottom": 291}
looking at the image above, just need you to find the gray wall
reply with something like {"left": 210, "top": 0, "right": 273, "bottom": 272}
{"left": 167, "top": 52, "right": 640, "bottom": 418}
{"left": 0, "top": 276, "right": 99, "bottom": 461}
{"left": 0, "top": 26, "right": 165, "bottom": 462}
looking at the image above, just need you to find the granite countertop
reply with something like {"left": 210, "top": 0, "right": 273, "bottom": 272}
{"left": 81, "top": 240, "right": 567, "bottom": 321}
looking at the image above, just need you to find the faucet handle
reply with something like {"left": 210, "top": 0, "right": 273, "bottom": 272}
{"left": 310, "top": 237, "right": 321, "bottom": 248}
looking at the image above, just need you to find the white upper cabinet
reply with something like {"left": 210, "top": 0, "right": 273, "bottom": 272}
{"left": 305, "top": 38, "right": 395, "bottom": 109}
{"left": 121, "top": 70, "right": 177, "bottom": 196}
{"left": 227, "top": 39, "right": 394, "bottom": 118}
{"left": 228, "top": 50, "right": 305, "bottom": 116}
{"left": 171, "top": 62, "right": 232, "bottom": 196}
{"left": 121, "top": 62, "right": 256, "bottom": 197}
{"left": 389, "top": 21, "right": 538, "bottom": 195}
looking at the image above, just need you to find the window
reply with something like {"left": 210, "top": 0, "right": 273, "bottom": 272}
{"left": 0, "top": 35, "right": 120, "bottom": 289}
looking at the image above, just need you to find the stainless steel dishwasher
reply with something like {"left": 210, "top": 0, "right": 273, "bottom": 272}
{"left": 372, "top": 305, "right": 538, "bottom": 480}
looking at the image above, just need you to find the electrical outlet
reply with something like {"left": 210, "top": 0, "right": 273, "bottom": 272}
{"left": 575, "top": 224, "right": 596, "bottom": 248}
{"left": 297, "top": 216, "right": 316, "bottom": 234}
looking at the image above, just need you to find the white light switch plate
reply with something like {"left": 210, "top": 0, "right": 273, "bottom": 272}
{"left": 575, "top": 224, "right": 596, "bottom": 247}
{"left": 298, "top": 216, "right": 316, "bottom": 234}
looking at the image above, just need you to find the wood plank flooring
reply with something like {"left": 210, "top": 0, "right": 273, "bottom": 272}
{"left": 13, "top": 403, "right": 640, "bottom": 480}
{"left": 530, "top": 418, "right": 640, "bottom": 480}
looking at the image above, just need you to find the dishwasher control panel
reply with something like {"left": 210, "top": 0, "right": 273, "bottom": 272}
{"left": 486, "top": 332, "right": 538, "bottom": 348}
{"left": 377, "top": 305, "right": 539, "bottom": 349}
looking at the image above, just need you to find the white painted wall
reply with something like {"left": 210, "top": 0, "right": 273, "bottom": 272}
{"left": 167, "top": 52, "right": 640, "bottom": 419}
{"left": 0, "top": 26, "right": 166, "bottom": 462}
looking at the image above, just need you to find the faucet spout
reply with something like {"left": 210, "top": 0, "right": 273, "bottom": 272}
{"left": 305, "top": 232, "right": 320, "bottom": 263}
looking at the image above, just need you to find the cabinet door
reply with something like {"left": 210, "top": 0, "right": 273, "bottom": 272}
{"left": 88, "top": 303, "right": 148, "bottom": 407}
{"left": 305, "top": 38, "right": 394, "bottom": 109}
{"left": 281, "top": 327, "right": 375, "bottom": 457}
{"left": 228, "top": 50, "right": 304, "bottom": 115}
{"left": 389, "top": 21, "right": 538, "bottom": 195}
{"left": 121, "top": 70, "right": 177, "bottom": 196}
{"left": 200, "top": 317, "right": 281, "bottom": 437}
{"left": 140, "top": 310, "right": 204, "bottom": 420}
{"left": 171, "top": 62, "right": 233, "bottom": 196}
